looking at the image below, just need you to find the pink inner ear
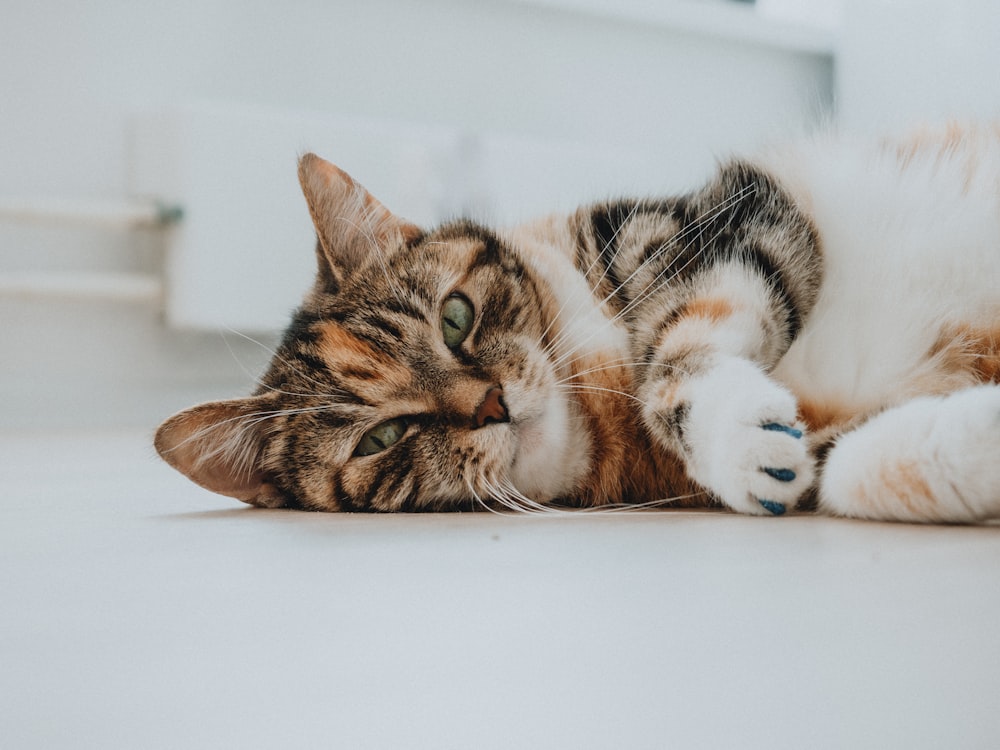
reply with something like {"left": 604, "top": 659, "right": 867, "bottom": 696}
{"left": 300, "top": 153, "right": 354, "bottom": 195}
{"left": 154, "top": 399, "right": 281, "bottom": 507}
{"left": 297, "top": 153, "right": 421, "bottom": 277}
{"left": 198, "top": 460, "right": 268, "bottom": 502}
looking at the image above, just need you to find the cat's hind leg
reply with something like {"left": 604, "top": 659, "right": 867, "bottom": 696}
{"left": 820, "top": 385, "right": 1000, "bottom": 522}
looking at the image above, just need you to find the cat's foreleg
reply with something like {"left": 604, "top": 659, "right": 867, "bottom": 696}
{"left": 636, "top": 263, "right": 814, "bottom": 516}
{"left": 820, "top": 385, "right": 1000, "bottom": 522}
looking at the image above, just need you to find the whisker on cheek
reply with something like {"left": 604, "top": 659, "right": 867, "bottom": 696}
{"left": 222, "top": 328, "right": 354, "bottom": 401}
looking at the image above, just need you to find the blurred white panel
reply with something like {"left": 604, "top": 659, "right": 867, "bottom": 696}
{"left": 512, "top": 0, "right": 836, "bottom": 53}
{"left": 131, "top": 104, "right": 713, "bottom": 332}
{"left": 838, "top": 0, "right": 1000, "bottom": 131}
{"left": 131, "top": 102, "right": 462, "bottom": 332}
{"left": 756, "top": 0, "right": 842, "bottom": 31}
{"left": 469, "top": 132, "right": 707, "bottom": 226}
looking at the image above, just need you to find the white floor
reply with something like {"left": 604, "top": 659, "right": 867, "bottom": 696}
{"left": 3, "top": 430, "right": 999, "bottom": 749}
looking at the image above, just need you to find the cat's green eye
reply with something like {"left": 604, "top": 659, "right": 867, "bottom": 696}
{"left": 354, "top": 417, "right": 408, "bottom": 457}
{"left": 441, "top": 294, "right": 475, "bottom": 349}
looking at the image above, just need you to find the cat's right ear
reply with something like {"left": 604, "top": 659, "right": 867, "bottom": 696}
{"left": 154, "top": 397, "right": 286, "bottom": 508}
{"left": 298, "top": 153, "right": 422, "bottom": 290}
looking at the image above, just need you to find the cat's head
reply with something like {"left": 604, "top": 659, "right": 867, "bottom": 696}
{"left": 155, "top": 154, "right": 591, "bottom": 511}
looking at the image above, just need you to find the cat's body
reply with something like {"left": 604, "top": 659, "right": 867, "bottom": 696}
{"left": 156, "top": 124, "right": 1000, "bottom": 522}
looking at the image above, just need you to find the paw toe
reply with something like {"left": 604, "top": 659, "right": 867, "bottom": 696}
{"left": 761, "top": 422, "right": 803, "bottom": 440}
{"left": 758, "top": 499, "right": 787, "bottom": 516}
{"left": 763, "top": 467, "right": 796, "bottom": 482}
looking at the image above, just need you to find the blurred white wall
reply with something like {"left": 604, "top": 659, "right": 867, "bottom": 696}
{"left": 0, "top": 0, "right": 830, "bottom": 203}
{"left": 837, "top": 0, "right": 1000, "bottom": 131}
{"left": 0, "top": 0, "right": 851, "bottom": 428}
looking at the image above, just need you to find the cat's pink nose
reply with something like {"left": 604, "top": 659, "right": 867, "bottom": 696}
{"left": 473, "top": 386, "right": 509, "bottom": 429}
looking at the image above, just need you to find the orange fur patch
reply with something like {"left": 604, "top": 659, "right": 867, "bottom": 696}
{"left": 880, "top": 460, "right": 935, "bottom": 516}
{"left": 316, "top": 323, "right": 411, "bottom": 389}
{"left": 797, "top": 398, "right": 854, "bottom": 434}
{"left": 929, "top": 323, "right": 1000, "bottom": 385}
{"left": 683, "top": 297, "right": 734, "bottom": 323}
{"left": 893, "top": 122, "right": 968, "bottom": 166}
{"left": 567, "top": 352, "right": 700, "bottom": 508}
{"left": 890, "top": 122, "right": 1000, "bottom": 193}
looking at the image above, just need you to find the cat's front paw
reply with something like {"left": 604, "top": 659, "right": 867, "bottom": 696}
{"left": 678, "top": 358, "right": 814, "bottom": 516}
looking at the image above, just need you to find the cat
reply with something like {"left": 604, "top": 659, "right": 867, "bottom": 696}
{"left": 155, "top": 124, "right": 1000, "bottom": 522}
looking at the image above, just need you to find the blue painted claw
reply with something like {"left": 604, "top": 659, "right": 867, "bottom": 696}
{"left": 758, "top": 499, "right": 787, "bottom": 516}
{"left": 761, "top": 422, "right": 803, "bottom": 440}
{"left": 763, "top": 467, "right": 796, "bottom": 482}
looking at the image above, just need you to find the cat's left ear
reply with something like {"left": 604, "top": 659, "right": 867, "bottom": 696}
{"left": 297, "top": 153, "right": 422, "bottom": 289}
{"left": 154, "top": 397, "right": 287, "bottom": 508}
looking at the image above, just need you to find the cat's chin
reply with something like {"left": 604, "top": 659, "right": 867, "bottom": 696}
{"left": 506, "top": 389, "right": 590, "bottom": 503}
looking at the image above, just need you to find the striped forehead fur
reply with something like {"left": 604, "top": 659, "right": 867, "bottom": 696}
{"left": 242, "top": 218, "right": 546, "bottom": 510}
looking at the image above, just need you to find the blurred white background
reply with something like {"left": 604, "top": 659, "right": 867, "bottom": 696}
{"left": 1, "top": 0, "right": 998, "bottom": 428}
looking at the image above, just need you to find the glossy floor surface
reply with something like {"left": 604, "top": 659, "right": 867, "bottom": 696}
{"left": 3, "top": 431, "right": 999, "bottom": 749}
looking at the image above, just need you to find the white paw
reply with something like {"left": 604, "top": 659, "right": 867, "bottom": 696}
{"left": 682, "top": 357, "right": 814, "bottom": 516}
{"left": 822, "top": 385, "right": 1000, "bottom": 522}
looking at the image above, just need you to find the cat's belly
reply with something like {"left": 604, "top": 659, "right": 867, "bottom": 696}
{"left": 771, "top": 307, "right": 919, "bottom": 422}
{"left": 771, "top": 257, "right": 1000, "bottom": 434}
{"left": 764, "top": 132, "right": 1000, "bottom": 428}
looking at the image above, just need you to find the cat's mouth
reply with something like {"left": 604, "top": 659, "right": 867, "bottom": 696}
{"left": 504, "top": 385, "right": 590, "bottom": 503}
{"left": 510, "top": 415, "right": 545, "bottom": 461}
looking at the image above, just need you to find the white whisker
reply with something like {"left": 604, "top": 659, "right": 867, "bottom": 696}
{"left": 221, "top": 328, "right": 351, "bottom": 400}
{"left": 538, "top": 201, "right": 644, "bottom": 352}
{"left": 555, "top": 358, "right": 681, "bottom": 385}
{"left": 336, "top": 203, "right": 409, "bottom": 304}
{"left": 557, "top": 382, "right": 651, "bottom": 409}
{"left": 544, "top": 185, "right": 757, "bottom": 374}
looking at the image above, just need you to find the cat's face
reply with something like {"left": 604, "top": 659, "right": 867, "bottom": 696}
{"left": 155, "top": 155, "right": 590, "bottom": 511}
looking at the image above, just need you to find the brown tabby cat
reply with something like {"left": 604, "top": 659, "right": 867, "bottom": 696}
{"left": 156, "top": 126, "right": 1000, "bottom": 522}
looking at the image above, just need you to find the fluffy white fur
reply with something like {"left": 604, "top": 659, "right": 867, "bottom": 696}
{"left": 761, "top": 131, "right": 1000, "bottom": 520}
{"left": 822, "top": 386, "right": 1000, "bottom": 521}
{"left": 678, "top": 355, "right": 814, "bottom": 516}
{"left": 767, "top": 134, "right": 1000, "bottom": 408}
